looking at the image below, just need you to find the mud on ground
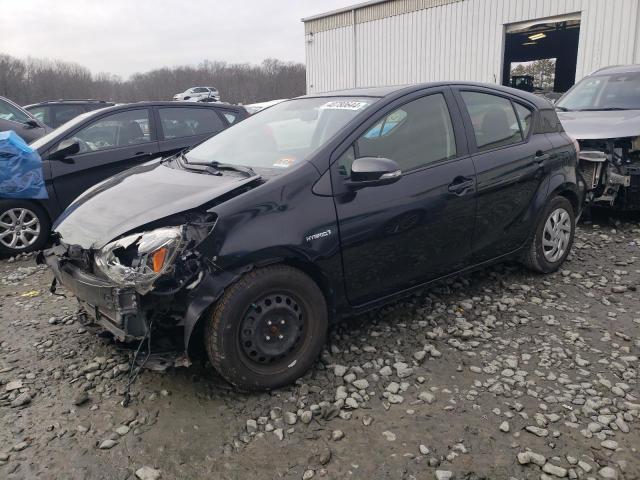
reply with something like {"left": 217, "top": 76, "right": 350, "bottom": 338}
{"left": 1, "top": 217, "right": 639, "bottom": 480}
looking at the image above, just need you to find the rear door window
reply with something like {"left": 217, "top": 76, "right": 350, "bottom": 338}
{"left": 460, "top": 91, "right": 523, "bottom": 151}
{"left": 159, "top": 107, "right": 225, "bottom": 139}
{"left": 84, "top": 103, "right": 108, "bottom": 113}
{"left": 514, "top": 103, "right": 533, "bottom": 138}
{"left": 52, "top": 105, "right": 86, "bottom": 128}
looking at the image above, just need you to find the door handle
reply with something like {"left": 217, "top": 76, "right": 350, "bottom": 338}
{"left": 535, "top": 151, "right": 550, "bottom": 163}
{"left": 448, "top": 176, "right": 474, "bottom": 195}
{"left": 133, "top": 151, "right": 151, "bottom": 156}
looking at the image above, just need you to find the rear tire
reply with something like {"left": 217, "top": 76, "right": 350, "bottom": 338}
{"left": 204, "top": 265, "right": 328, "bottom": 391}
{"left": 523, "top": 196, "right": 575, "bottom": 273}
{"left": 0, "top": 200, "right": 50, "bottom": 257}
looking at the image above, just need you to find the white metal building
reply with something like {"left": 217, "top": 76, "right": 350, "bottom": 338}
{"left": 302, "top": 0, "right": 640, "bottom": 94}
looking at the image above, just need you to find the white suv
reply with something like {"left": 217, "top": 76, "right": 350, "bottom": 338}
{"left": 173, "top": 87, "right": 220, "bottom": 102}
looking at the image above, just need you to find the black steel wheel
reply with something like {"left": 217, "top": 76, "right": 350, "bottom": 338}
{"left": 239, "top": 293, "right": 306, "bottom": 366}
{"left": 204, "top": 265, "right": 328, "bottom": 390}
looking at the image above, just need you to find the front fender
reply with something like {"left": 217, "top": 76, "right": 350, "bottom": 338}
{"left": 182, "top": 265, "right": 252, "bottom": 354}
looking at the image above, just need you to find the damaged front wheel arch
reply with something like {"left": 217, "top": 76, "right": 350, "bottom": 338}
{"left": 203, "top": 264, "right": 329, "bottom": 390}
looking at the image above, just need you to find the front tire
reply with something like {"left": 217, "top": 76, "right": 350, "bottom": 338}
{"left": 0, "top": 200, "right": 50, "bottom": 256}
{"left": 204, "top": 265, "right": 328, "bottom": 391}
{"left": 523, "top": 196, "right": 575, "bottom": 273}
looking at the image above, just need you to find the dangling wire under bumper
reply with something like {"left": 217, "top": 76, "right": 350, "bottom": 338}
{"left": 121, "top": 320, "right": 153, "bottom": 408}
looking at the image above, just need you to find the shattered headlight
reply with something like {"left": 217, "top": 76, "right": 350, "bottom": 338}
{"left": 94, "top": 226, "right": 184, "bottom": 294}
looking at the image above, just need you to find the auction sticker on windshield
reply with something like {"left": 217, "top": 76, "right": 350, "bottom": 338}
{"left": 321, "top": 100, "right": 369, "bottom": 110}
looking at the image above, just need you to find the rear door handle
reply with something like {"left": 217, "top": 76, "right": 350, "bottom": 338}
{"left": 535, "top": 151, "right": 550, "bottom": 163}
{"left": 448, "top": 176, "right": 474, "bottom": 195}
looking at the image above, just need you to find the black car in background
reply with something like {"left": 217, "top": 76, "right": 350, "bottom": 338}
{"left": 42, "top": 82, "right": 583, "bottom": 391}
{"left": 0, "top": 101, "right": 248, "bottom": 256}
{"left": 0, "top": 96, "right": 50, "bottom": 143}
{"left": 24, "top": 99, "right": 115, "bottom": 129}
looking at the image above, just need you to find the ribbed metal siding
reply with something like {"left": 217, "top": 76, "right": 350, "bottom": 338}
{"left": 305, "top": 0, "right": 640, "bottom": 93}
{"left": 306, "top": 26, "right": 355, "bottom": 93}
{"left": 303, "top": 0, "right": 464, "bottom": 34}
{"left": 355, "top": 0, "right": 465, "bottom": 23}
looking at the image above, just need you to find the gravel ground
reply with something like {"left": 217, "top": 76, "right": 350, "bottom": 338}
{"left": 1, "top": 216, "right": 639, "bottom": 480}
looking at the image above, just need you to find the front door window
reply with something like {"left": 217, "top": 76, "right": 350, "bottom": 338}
{"left": 69, "top": 109, "right": 151, "bottom": 154}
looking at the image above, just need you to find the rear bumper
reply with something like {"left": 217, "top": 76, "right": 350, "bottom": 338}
{"left": 41, "top": 247, "right": 146, "bottom": 341}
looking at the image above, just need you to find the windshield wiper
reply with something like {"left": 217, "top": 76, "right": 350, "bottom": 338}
{"left": 576, "top": 107, "right": 629, "bottom": 111}
{"left": 555, "top": 106, "right": 570, "bottom": 112}
{"left": 209, "top": 161, "right": 257, "bottom": 177}
{"left": 179, "top": 153, "right": 257, "bottom": 177}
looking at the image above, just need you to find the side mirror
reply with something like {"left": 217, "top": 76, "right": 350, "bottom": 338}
{"left": 23, "top": 119, "right": 40, "bottom": 129}
{"left": 50, "top": 139, "right": 80, "bottom": 160}
{"left": 345, "top": 157, "right": 402, "bottom": 190}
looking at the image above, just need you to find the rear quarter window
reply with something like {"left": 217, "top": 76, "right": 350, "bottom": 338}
{"left": 221, "top": 111, "right": 239, "bottom": 124}
{"left": 536, "top": 109, "right": 564, "bottom": 134}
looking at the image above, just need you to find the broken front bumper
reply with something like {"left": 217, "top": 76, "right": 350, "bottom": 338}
{"left": 41, "top": 247, "right": 147, "bottom": 342}
{"left": 40, "top": 242, "right": 250, "bottom": 354}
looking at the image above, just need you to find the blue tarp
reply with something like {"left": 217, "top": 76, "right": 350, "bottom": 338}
{"left": 0, "top": 131, "right": 48, "bottom": 199}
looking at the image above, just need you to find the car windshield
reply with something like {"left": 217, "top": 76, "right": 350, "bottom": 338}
{"left": 556, "top": 71, "right": 640, "bottom": 111}
{"left": 185, "top": 97, "right": 377, "bottom": 169}
{"left": 30, "top": 110, "right": 97, "bottom": 150}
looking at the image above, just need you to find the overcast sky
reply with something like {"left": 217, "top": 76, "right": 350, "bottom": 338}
{"left": 0, "top": 0, "right": 351, "bottom": 78}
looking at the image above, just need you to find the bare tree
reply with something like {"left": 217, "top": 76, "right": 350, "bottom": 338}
{"left": 0, "top": 53, "right": 306, "bottom": 105}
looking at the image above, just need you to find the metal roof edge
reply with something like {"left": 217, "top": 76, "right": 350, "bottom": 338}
{"left": 301, "top": 0, "right": 387, "bottom": 22}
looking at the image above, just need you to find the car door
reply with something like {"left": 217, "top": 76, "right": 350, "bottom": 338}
{"left": 332, "top": 89, "right": 477, "bottom": 306}
{"left": 452, "top": 88, "right": 551, "bottom": 262}
{"left": 48, "top": 107, "right": 159, "bottom": 209}
{"left": 155, "top": 106, "right": 227, "bottom": 157}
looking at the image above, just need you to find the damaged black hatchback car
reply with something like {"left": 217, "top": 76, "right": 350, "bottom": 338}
{"left": 40, "top": 83, "right": 583, "bottom": 390}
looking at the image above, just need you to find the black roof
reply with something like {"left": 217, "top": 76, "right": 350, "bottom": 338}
{"left": 23, "top": 100, "right": 245, "bottom": 112}
{"left": 75, "top": 101, "right": 247, "bottom": 115}
{"left": 300, "top": 82, "right": 553, "bottom": 108}
{"left": 590, "top": 64, "right": 640, "bottom": 76}
{"left": 24, "top": 99, "right": 114, "bottom": 108}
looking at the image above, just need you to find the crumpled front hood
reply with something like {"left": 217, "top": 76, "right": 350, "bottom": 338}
{"left": 558, "top": 110, "right": 640, "bottom": 140}
{"left": 54, "top": 160, "right": 259, "bottom": 249}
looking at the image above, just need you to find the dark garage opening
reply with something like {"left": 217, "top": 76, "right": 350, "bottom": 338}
{"left": 502, "top": 16, "right": 581, "bottom": 96}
